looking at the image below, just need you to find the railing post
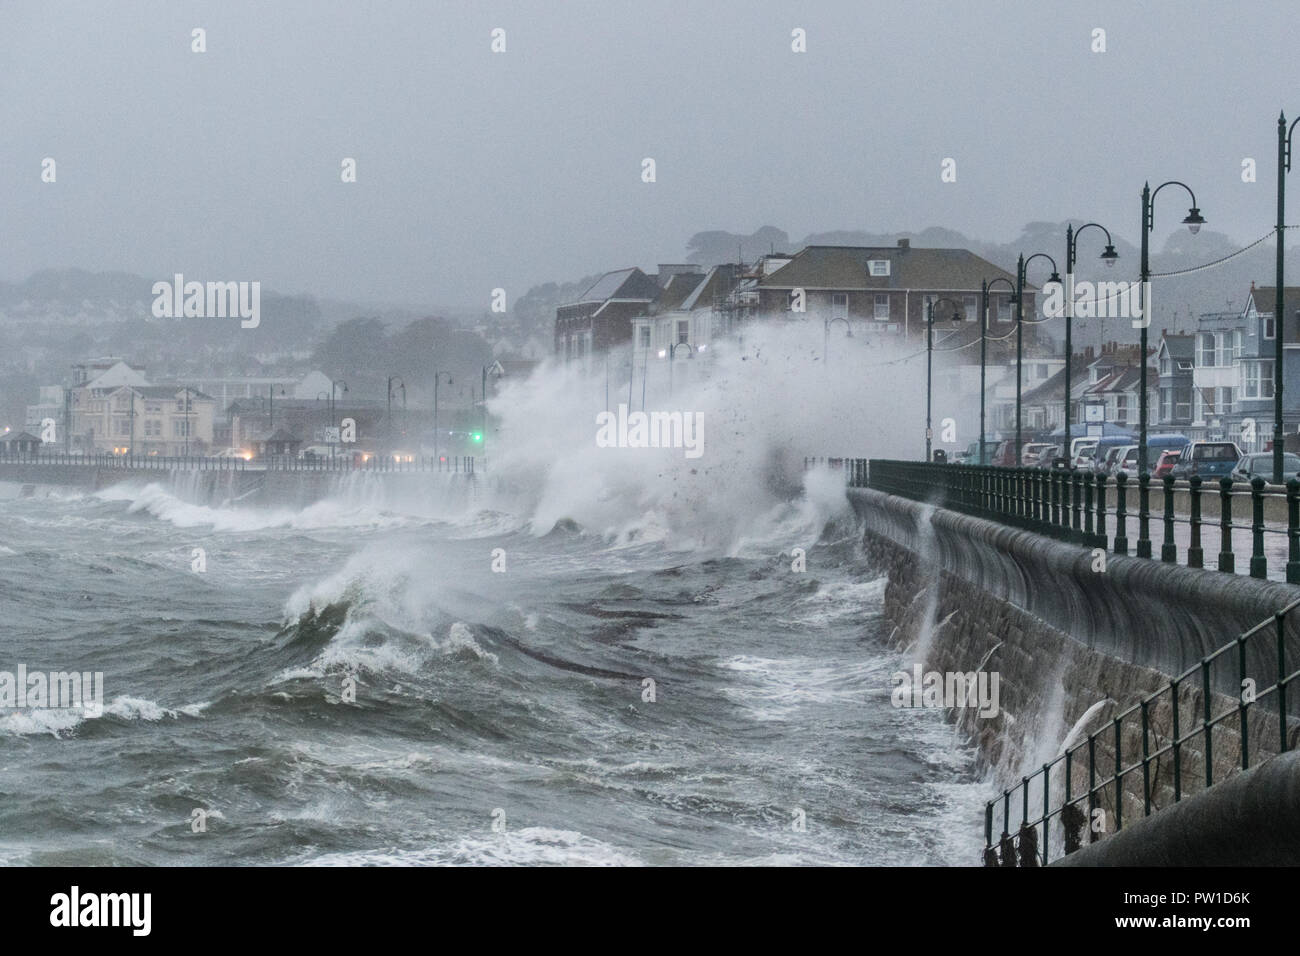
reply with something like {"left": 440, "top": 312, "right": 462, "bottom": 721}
{"left": 1250, "top": 476, "right": 1267, "bottom": 579}
{"left": 1218, "top": 477, "right": 1235, "bottom": 573}
{"left": 1288, "top": 479, "right": 1300, "bottom": 585}
{"left": 1203, "top": 661, "right": 1214, "bottom": 787}
{"left": 1113, "top": 473, "right": 1128, "bottom": 555}
{"left": 1171, "top": 678, "right": 1182, "bottom": 802}
{"left": 1113, "top": 717, "right": 1123, "bottom": 831}
{"left": 1238, "top": 635, "right": 1250, "bottom": 771}
{"left": 1095, "top": 474, "right": 1108, "bottom": 549}
{"left": 1137, "top": 472, "right": 1152, "bottom": 558}
{"left": 1161, "top": 475, "right": 1177, "bottom": 563}
{"left": 1042, "top": 763, "right": 1050, "bottom": 866}
{"left": 1071, "top": 471, "right": 1082, "bottom": 542}
{"left": 1083, "top": 473, "right": 1095, "bottom": 543}
{"left": 1189, "top": 475, "right": 1204, "bottom": 568}
{"left": 1278, "top": 612, "right": 1289, "bottom": 755}
{"left": 1140, "top": 699, "right": 1151, "bottom": 816}
{"left": 1087, "top": 734, "right": 1098, "bottom": 844}
{"left": 1049, "top": 469, "right": 1060, "bottom": 529}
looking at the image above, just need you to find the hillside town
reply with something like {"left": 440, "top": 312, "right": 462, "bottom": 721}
{"left": 552, "top": 237, "right": 1300, "bottom": 462}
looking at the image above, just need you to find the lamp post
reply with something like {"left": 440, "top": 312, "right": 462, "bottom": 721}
{"left": 316, "top": 392, "right": 329, "bottom": 438}
{"left": 1015, "top": 253, "right": 1062, "bottom": 465}
{"left": 387, "top": 376, "right": 405, "bottom": 449}
{"left": 433, "top": 370, "right": 453, "bottom": 462}
{"left": 1275, "top": 112, "right": 1300, "bottom": 482}
{"left": 1064, "top": 224, "right": 1120, "bottom": 459}
{"left": 980, "top": 278, "right": 1016, "bottom": 464}
{"left": 1139, "top": 181, "right": 1205, "bottom": 475}
{"left": 330, "top": 380, "right": 348, "bottom": 460}
{"left": 925, "top": 297, "right": 964, "bottom": 461}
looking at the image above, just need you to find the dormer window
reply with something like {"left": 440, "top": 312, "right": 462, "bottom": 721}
{"left": 868, "top": 260, "right": 890, "bottom": 277}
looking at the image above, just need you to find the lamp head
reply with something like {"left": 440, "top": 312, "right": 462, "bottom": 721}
{"left": 1183, "top": 208, "right": 1205, "bottom": 235}
{"left": 1101, "top": 245, "right": 1119, "bottom": 267}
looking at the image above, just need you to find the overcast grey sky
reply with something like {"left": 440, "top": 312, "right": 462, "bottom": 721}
{"left": 2, "top": 0, "right": 1298, "bottom": 308}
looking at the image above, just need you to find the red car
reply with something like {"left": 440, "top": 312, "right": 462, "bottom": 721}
{"left": 1153, "top": 450, "right": 1182, "bottom": 478}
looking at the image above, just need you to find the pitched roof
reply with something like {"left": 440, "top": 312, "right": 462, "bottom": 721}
{"left": 755, "top": 245, "right": 1025, "bottom": 292}
{"left": 649, "top": 271, "right": 706, "bottom": 314}
{"left": 1248, "top": 286, "right": 1300, "bottom": 315}
{"left": 569, "top": 268, "right": 661, "bottom": 305}
{"left": 132, "top": 385, "right": 216, "bottom": 401}
{"left": 1160, "top": 333, "right": 1195, "bottom": 360}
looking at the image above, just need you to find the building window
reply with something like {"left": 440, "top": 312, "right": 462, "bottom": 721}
{"left": 1160, "top": 387, "right": 1173, "bottom": 422}
{"left": 676, "top": 320, "right": 689, "bottom": 344}
{"left": 1116, "top": 394, "right": 1129, "bottom": 422}
{"left": 1243, "top": 361, "right": 1275, "bottom": 399}
{"left": 1159, "top": 354, "right": 1170, "bottom": 376}
{"left": 1264, "top": 315, "right": 1276, "bottom": 339}
{"left": 173, "top": 420, "right": 192, "bottom": 438}
{"left": 831, "top": 293, "right": 848, "bottom": 319}
{"left": 964, "top": 296, "right": 977, "bottom": 322}
{"left": 868, "top": 260, "right": 890, "bottom": 277}
{"left": 1199, "top": 332, "right": 1216, "bottom": 367}
{"left": 874, "top": 294, "right": 890, "bottom": 320}
{"left": 1175, "top": 388, "right": 1192, "bottom": 421}
{"left": 998, "top": 299, "right": 1012, "bottom": 323}
{"left": 639, "top": 326, "right": 650, "bottom": 348}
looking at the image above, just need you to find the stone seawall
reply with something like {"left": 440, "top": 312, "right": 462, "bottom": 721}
{"left": 850, "top": 487, "right": 1300, "bottom": 845}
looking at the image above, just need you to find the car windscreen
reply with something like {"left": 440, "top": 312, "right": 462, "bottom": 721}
{"left": 1194, "top": 444, "right": 1239, "bottom": 461}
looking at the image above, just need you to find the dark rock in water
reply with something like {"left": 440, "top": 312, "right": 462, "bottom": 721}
{"left": 547, "top": 517, "right": 582, "bottom": 536}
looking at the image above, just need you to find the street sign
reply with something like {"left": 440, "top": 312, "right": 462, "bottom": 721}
{"left": 1084, "top": 402, "right": 1105, "bottom": 424}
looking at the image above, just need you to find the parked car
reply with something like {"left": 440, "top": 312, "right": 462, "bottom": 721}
{"left": 1021, "top": 442, "right": 1054, "bottom": 466}
{"left": 1070, "top": 440, "right": 1098, "bottom": 470}
{"left": 1170, "top": 441, "right": 1243, "bottom": 480}
{"left": 1113, "top": 445, "right": 1140, "bottom": 477}
{"left": 1090, "top": 435, "right": 1138, "bottom": 474}
{"left": 1032, "top": 444, "right": 1062, "bottom": 469}
{"left": 1230, "top": 452, "right": 1300, "bottom": 483}
{"left": 1095, "top": 445, "right": 1125, "bottom": 476}
{"left": 1153, "top": 449, "right": 1182, "bottom": 478}
{"left": 1142, "top": 433, "right": 1191, "bottom": 473}
{"left": 991, "top": 440, "right": 1018, "bottom": 467}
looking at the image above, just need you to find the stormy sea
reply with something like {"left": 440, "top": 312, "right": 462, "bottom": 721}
{"left": 0, "top": 329, "right": 992, "bottom": 865}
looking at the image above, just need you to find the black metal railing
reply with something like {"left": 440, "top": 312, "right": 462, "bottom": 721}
{"left": 983, "top": 597, "right": 1300, "bottom": 866}
{"left": 862, "top": 460, "right": 1300, "bottom": 585}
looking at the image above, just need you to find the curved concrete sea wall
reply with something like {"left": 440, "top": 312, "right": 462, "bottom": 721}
{"left": 849, "top": 486, "right": 1300, "bottom": 851}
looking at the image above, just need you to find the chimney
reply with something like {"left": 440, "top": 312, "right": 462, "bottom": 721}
{"left": 897, "top": 238, "right": 910, "bottom": 250}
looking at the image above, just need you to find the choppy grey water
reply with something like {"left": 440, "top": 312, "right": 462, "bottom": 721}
{"left": 0, "top": 476, "right": 989, "bottom": 865}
